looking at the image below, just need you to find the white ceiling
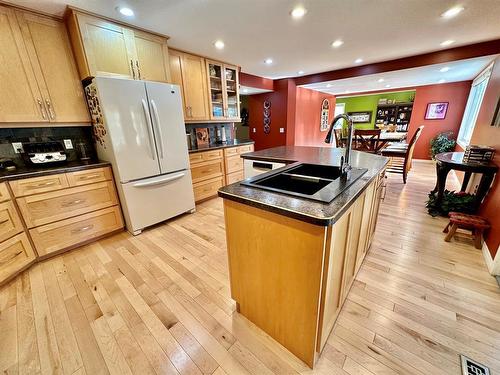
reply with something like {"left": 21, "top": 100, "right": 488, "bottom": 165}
{"left": 5, "top": 0, "right": 500, "bottom": 79}
{"left": 302, "top": 55, "right": 497, "bottom": 95}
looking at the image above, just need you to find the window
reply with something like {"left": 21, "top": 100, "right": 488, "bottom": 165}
{"left": 457, "top": 63, "right": 493, "bottom": 148}
{"left": 334, "top": 103, "right": 345, "bottom": 126}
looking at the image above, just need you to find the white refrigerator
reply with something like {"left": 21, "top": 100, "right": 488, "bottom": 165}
{"left": 85, "top": 76, "right": 195, "bottom": 235}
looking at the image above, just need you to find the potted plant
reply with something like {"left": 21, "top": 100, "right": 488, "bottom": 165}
{"left": 426, "top": 190, "right": 475, "bottom": 217}
{"left": 429, "top": 131, "right": 456, "bottom": 159}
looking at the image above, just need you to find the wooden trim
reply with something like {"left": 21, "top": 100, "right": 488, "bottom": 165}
{"left": 63, "top": 6, "right": 170, "bottom": 39}
{"left": 295, "top": 39, "right": 500, "bottom": 86}
{"left": 0, "top": 0, "right": 60, "bottom": 20}
{"left": 0, "top": 122, "right": 92, "bottom": 128}
{"left": 169, "top": 47, "right": 241, "bottom": 69}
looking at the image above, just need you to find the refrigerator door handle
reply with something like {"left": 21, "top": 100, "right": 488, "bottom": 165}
{"left": 150, "top": 99, "right": 164, "bottom": 159}
{"left": 141, "top": 99, "right": 156, "bottom": 160}
{"left": 132, "top": 172, "right": 186, "bottom": 187}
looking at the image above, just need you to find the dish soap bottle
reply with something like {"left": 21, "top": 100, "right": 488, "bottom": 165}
{"left": 221, "top": 125, "right": 227, "bottom": 143}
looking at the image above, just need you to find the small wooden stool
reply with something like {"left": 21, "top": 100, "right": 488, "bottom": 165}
{"left": 443, "top": 212, "right": 490, "bottom": 249}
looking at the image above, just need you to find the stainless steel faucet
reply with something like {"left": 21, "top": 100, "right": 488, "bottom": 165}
{"left": 325, "top": 113, "right": 354, "bottom": 175}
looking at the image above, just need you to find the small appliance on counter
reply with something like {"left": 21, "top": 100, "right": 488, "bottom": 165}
{"left": 0, "top": 158, "right": 16, "bottom": 171}
{"left": 21, "top": 141, "right": 67, "bottom": 166}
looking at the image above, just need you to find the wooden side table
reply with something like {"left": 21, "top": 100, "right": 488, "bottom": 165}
{"left": 432, "top": 152, "right": 498, "bottom": 212}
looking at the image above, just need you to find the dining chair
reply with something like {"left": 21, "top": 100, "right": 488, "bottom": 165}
{"left": 334, "top": 128, "right": 346, "bottom": 148}
{"left": 353, "top": 129, "right": 382, "bottom": 153}
{"left": 380, "top": 126, "right": 424, "bottom": 183}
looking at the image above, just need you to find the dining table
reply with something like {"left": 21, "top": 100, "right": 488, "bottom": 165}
{"left": 341, "top": 131, "right": 407, "bottom": 152}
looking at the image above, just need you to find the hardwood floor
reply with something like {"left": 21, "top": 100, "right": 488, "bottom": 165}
{"left": 1, "top": 160, "right": 499, "bottom": 375}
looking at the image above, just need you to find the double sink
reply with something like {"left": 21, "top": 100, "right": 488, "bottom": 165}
{"left": 241, "top": 163, "right": 367, "bottom": 203}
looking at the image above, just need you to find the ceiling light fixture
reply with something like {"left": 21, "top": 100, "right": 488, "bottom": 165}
{"left": 331, "top": 39, "right": 344, "bottom": 48}
{"left": 440, "top": 39, "right": 455, "bottom": 47}
{"left": 243, "top": 88, "right": 249, "bottom": 93}
{"left": 438, "top": 79, "right": 446, "bottom": 83}
{"left": 290, "top": 6, "right": 307, "bottom": 19}
{"left": 377, "top": 78, "right": 385, "bottom": 83}
{"left": 117, "top": 7, "right": 134, "bottom": 17}
{"left": 264, "top": 58, "right": 273, "bottom": 65}
{"left": 440, "top": 66, "right": 450, "bottom": 72}
{"left": 385, "top": 84, "right": 391, "bottom": 88}
{"left": 326, "top": 84, "right": 333, "bottom": 88}
{"left": 214, "top": 40, "right": 225, "bottom": 49}
{"left": 297, "top": 70, "right": 304, "bottom": 75}
{"left": 354, "top": 58, "right": 363, "bottom": 64}
{"left": 441, "top": 6, "right": 464, "bottom": 19}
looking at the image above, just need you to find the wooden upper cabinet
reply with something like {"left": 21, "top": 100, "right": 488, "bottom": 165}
{"left": 0, "top": 5, "right": 47, "bottom": 123}
{"left": 206, "top": 60, "right": 241, "bottom": 121}
{"left": 15, "top": 11, "right": 90, "bottom": 123}
{"left": 169, "top": 49, "right": 209, "bottom": 121}
{"left": 67, "top": 10, "right": 171, "bottom": 83}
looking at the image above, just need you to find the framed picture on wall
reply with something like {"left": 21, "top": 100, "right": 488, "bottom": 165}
{"left": 492, "top": 97, "right": 500, "bottom": 127}
{"left": 347, "top": 111, "right": 372, "bottom": 123}
{"left": 425, "top": 102, "right": 448, "bottom": 120}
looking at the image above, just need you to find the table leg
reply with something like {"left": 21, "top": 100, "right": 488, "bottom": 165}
{"left": 461, "top": 171, "right": 472, "bottom": 192}
{"left": 433, "top": 163, "right": 451, "bottom": 207}
{"left": 474, "top": 172, "right": 495, "bottom": 211}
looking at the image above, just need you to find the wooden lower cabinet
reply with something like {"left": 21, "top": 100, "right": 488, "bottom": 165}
{"left": 0, "top": 233, "right": 36, "bottom": 284}
{"left": 191, "top": 160, "right": 224, "bottom": 184}
{"left": 193, "top": 177, "right": 224, "bottom": 202}
{"left": 9, "top": 173, "right": 69, "bottom": 197}
{"left": 223, "top": 171, "right": 384, "bottom": 368}
{"left": 226, "top": 170, "right": 244, "bottom": 185}
{"left": 0, "top": 200, "right": 24, "bottom": 242}
{"left": 30, "top": 206, "right": 123, "bottom": 257}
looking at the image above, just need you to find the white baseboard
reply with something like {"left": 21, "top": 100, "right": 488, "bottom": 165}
{"left": 482, "top": 241, "right": 500, "bottom": 275}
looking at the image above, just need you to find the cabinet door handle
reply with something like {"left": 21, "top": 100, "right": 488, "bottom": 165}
{"left": 0, "top": 218, "right": 9, "bottom": 225}
{"left": 61, "top": 199, "right": 85, "bottom": 207}
{"left": 136, "top": 60, "right": 142, "bottom": 80}
{"left": 45, "top": 99, "right": 55, "bottom": 120}
{"left": 29, "top": 180, "right": 56, "bottom": 189}
{"left": 37, "top": 99, "right": 47, "bottom": 120}
{"left": 71, "top": 224, "right": 94, "bottom": 234}
{"left": 79, "top": 173, "right": 101, "bottom": 180}
{"left": 130, "top": 59, "right": 136, "bottom": 79}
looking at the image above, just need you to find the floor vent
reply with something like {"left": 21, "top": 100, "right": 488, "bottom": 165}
{"left": 460, "top": 355, "right": 490, "bottom": 375}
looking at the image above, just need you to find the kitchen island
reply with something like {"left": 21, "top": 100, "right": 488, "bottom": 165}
{"left": 218, "top": 146, "right": 388, "bottom": 368}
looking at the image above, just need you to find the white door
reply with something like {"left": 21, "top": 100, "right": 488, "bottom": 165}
{"left": 145, "top": 82, "right": 189, "bottom": 174}
{"left": 96, "top": 77, "right": 160, "bottom": 182}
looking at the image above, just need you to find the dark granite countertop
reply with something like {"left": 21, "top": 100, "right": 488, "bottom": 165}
{"left": 188, "top": 139, "right": 254, "bottom": 153}
{"left": 0, "top": 160, "right": 111, "bottom": 182}
{"left": 218, "top": 146, "right": 389, "bottom": 226}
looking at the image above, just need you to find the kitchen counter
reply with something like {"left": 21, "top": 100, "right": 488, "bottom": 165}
{"left": 0, "top": 160, "right": 111, "bottom": 182}
{"left": 219, "top": 146, "right": 388, "bottom": 225}
{"left": 188, "top": 139, "right": 254, "bottom": 153}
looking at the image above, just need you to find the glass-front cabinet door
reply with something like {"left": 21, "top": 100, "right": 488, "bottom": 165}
{"left": 223, "top": 64, "right": 240, "bottom": 120}
{"left": 206, "top": 60, "right": 240, "bottom": 121}
{"left": 206, "top": 60, "right": 225, "bottom": 120}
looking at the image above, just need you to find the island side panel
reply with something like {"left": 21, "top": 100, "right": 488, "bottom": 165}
{"left": 223, "top": 199, "right": 327, "bottom": 368}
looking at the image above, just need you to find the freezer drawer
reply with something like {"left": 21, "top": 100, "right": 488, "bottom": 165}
{"left": 119, "top": 170, "right": 195, "bottom": 234}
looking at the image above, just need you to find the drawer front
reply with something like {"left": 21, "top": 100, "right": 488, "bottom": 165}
{"left": 226, "top": 170, "right": 244, "bottom": 185}
{"left": 225, "top": 156, "right": 243, "bottom": 174}
{"left": 30, "top": 206, "right": 123, "bottom": 257}
{"left": 191, "top": 160, "right": 224, "bottom": 184}
{"left": 10, "top": 173, "right": 69, "bottom": 197}
{"left": 224, "top": 147, "right": 239, "bottom": 157}
{"left": 0, "top": 201, "right": 23, "bottom": 243}
{"left": 17, "top": 181, "right": 119, "bottom": 228}
{"left": 189, "top": 149, "right": 223, "bottom": 165}
{"left": 193, "top": 177, "right": 224, "bottom": 202}
{"left": 67, "top": 167, "right": 112, "bottom": 187}
{"left": 237, "top": 144, "right": 254, "bottom": 154}
{"left": 0, "top": 233, "right": 36, "bottom": 284}
{"left": 0, "top": 183, "right": 10, "bottom": 203}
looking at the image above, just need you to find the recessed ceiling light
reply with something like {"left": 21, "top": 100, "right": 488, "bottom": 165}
{"left": 440, "top": 66, "right": 450, "bottom": 72}
{"left": 326, "top": 84, "right": 333, "bottom": 88}
{"left": 441, "top": 6, "right": 464, "bottom": 19}
{"left": 385, "top": 84, "right": 391, "bottom": 88}
{"left": 438, "top": 79, "right": 446, "bottom": 83}
{"left": 243, "top": 88, "right": 248, "bottom": 93}
{"left": 214, "top": 40, "right": 225, "bottom": 49}
{"left": 440, "top": 39, "right": 455, "bottom": 47}
{"left": 354, "top": 58, "right": 363, "bottom": 64}
{"left": 264, "top": 58, "right": 273, "bottom": 65}
{"left": 377, "top": 78, "right": 385, "bottom": 83}
{"left": 117, "top": 7, "right": 134, "bottom": 17}
{"left": 290, "top": 6, "right": 307, "bottom": 19}
{"left": 297, "top": 70, "right": 304, "bottom": 75}
{"left": 331, "top": 39, "right": 344, "bottom": 48}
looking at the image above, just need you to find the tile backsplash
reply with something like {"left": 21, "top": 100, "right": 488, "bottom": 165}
{"left": 185, "top": 123, "right": 235, "bottom": 149}
{"left": 0, "top": 126, "right": 95, "bottom": 164}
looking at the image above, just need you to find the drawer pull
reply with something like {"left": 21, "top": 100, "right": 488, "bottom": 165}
{"left": 29, "top": 181, "right": 56, "bottom": 188}
{"left": 79, "top": 174, "right": 101, "bottom": 180}
{"left": 3, "top": 251, "right": 23, "bottom": 263}
{"left": 71, "top": 224, "right": 94, "bottom": 234}
{"left": 0, "top": 218, "right": 9, "bottom": 225}
{"left": 61, "top": 199, "right": 86, "bottom": 207}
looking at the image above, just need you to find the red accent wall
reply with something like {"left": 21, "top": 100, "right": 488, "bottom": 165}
{"left": 240, "top": 72, "right": 274, "bottom": 91}
{"left": 407, "top": 81, "right": 471, "bottom": 159}
{"left": 294, "top": 87, "right": 336, "bottom": 147}
{"left": 470, "top": 57, "right": 500, "bottom": 258}
{"left": 248, "top": 79, "right": 293, "bottom": 150}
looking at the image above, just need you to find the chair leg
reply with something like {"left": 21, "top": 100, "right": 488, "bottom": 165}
{"left": 474, "top": 229, "right": 483, "bottom": 249}
{"left": 444, "top": 223, "right": 458, "bottom": 242}
{"left": 443, "top": 222, "right": 451, "bottom": 233}
{"left": 403, "top": 169, "right": 407, "bottom": 184}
